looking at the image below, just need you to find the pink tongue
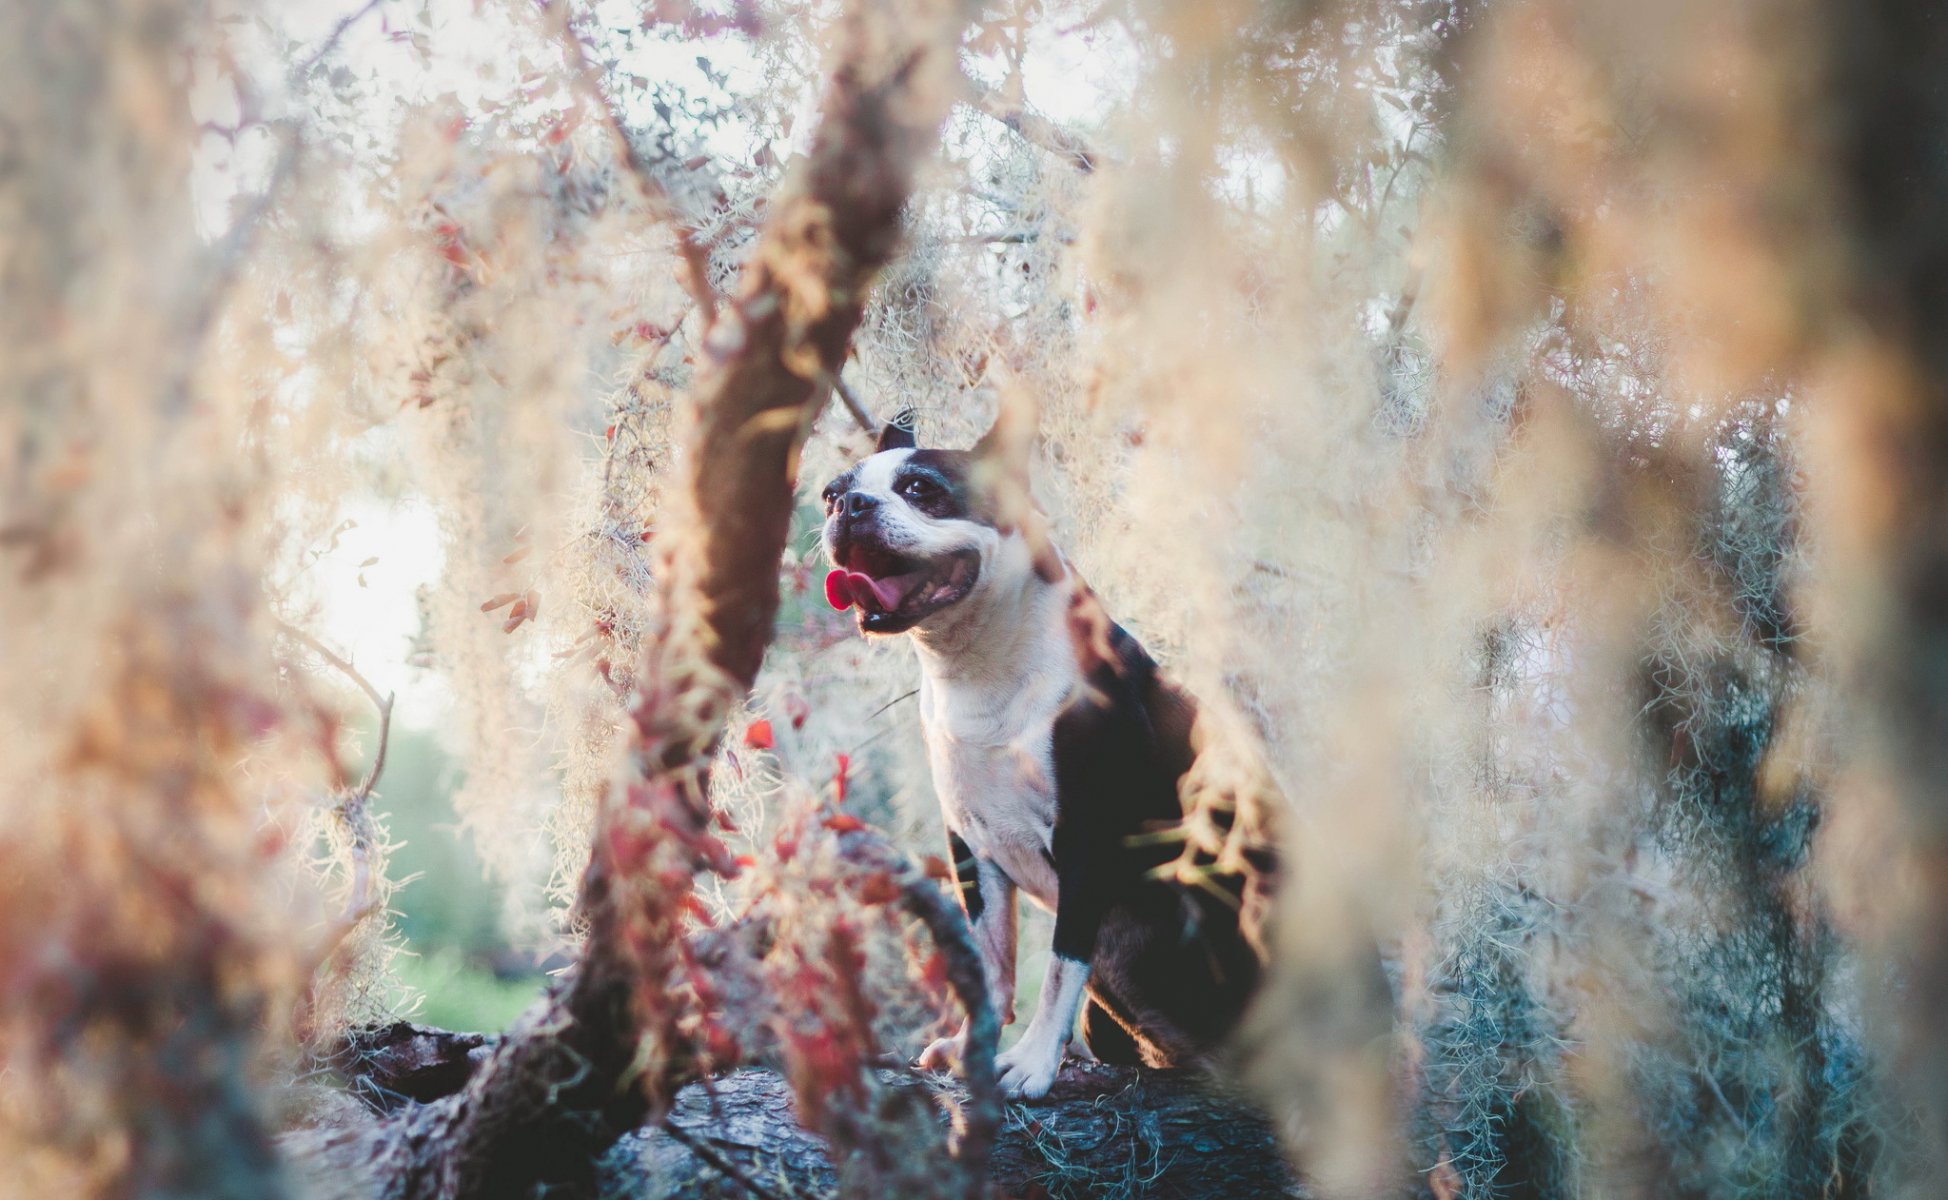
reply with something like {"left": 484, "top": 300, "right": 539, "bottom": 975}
{"left": 823, "top": 568, "right": 921, "bottom": 613}
{"left": 824, "top": 569, "right": 851, "bottom": 610}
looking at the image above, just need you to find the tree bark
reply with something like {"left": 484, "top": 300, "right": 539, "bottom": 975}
{"left": 610, "top": 1065, "right": 1302, "bottom": 1200}
{"left": 1808, "top": 0, "right": 1948, "bottom": 1172}
{"left": 300, "top": 1023, "right": 1302, "bottom": 1200}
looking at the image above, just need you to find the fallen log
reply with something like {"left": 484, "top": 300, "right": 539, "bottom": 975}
{"left": 299, "top": 1023, "right": 1303, "bottom": 1199}
{"left": 609, "top": 1063, "right": 1303, "bottom": 1200}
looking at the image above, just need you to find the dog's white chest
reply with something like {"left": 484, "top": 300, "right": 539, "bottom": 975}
{"left": 920, "top": 673, "right": 1066, "bottom": 909}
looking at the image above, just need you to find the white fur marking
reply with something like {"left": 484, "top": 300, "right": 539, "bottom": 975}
{"left": 832, "top": 448, "right": 996, "bottom": 565}
{"left": 997, "top": 953, "right": 1089, "bottom": 1100}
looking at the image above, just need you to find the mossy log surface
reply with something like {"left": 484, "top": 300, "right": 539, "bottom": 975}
{"left": 608, "top": 1061, "right": 1303, "bottom": 1200}
{"left": 305, "top": 1023, "right": 1302, "bottom": 1199}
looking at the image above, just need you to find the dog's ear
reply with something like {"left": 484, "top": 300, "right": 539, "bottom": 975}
{"left": 876, "top": 408, "right": 917, "bottom": 453}
{"left": 971, "top": 397, "right": 1028, "bottom": 467}
{"left": 971, "top": 392, "right": 1064, "bottom": 583}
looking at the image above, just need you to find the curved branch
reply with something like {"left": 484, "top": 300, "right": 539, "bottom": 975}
{"left": 835, "top": 829, "right": 1000, "bottom": 1171}
{"left": 277, "top": 618, "right": 397, "bottom": 1027}
{"left": 965, "top": 79, "right": 1103, "bottom": 174}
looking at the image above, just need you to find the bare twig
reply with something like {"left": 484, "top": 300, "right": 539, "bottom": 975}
{"left": 292, "top": 0, "right": 390, "bottom": 79}
{"left": 831, "top": 371, "right": 877, "bottom": 431}
{"left": 965, "top": 78, "right": 1103, "bottom": 173}
{"left": 274, "top": 617, "right": 395, "bottom": 948}
{"left": 275, "top": 617, "right": 384, "bottom": 710}
{"left": 544, "top": 2, "right": 720, "bottom": 328}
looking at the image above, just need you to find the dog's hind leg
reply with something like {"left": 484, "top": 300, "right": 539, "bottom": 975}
{"left": 1079, "top": 996, "right": 1142, "bottom": 1065}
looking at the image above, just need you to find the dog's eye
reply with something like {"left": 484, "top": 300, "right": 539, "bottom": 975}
{"left": 899, "top": 478, "right": 937, "bottom": 501}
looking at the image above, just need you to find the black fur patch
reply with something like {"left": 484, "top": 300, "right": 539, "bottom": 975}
{"left": 1048, "top": 624, "right": 1183, "bottom": 962}
{"left": 1048, "top": 620, "right": 1267, "bottom": 1064}
{"left": 819, "top": 466, "right": 858, "bottom": 512}
{"left": 1081, "top": 996, "right": 1143, "bottom": 1066}
{"left": 877, "top": 414, "right": 916, "bottom": 453}
{"left": 894, "top": 450, "right": 999, "bottom": 526}
{"left": 949, "top": 831, "right": 984, "bottom": 923}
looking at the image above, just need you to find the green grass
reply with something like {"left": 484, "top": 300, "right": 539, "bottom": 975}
{"left": 395, "top": 944, "right": 546, "bottom": 1033}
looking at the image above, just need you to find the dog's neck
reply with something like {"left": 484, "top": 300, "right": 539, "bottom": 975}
{"left": 909, "top": 553, "right": 1073, "bottom": 696}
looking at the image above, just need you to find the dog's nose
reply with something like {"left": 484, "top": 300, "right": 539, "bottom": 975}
{"left": 844, "top": 492, "right": 879, "bottom": 519}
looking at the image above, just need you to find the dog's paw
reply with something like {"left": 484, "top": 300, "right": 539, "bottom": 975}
{"left": 916, "top": 1025, "right": 967, "bottom": 1071}
{"left": 995, "top": 1038, "right": 1061, "bottom": 1101}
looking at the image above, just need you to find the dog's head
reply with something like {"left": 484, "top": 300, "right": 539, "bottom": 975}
{"left": 818, "top": 414, "right": 1037, "bottom": 636}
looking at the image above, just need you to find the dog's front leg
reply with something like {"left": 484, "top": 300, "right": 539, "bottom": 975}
{"left": 919, "top": 833, "right": 1017, "bottom": 1070}
{"left": 996, "top": 822, "right": 1108, "bottom": 1101}
{"left": 996, "top": 949, "right": 1088, "bottom": 1100}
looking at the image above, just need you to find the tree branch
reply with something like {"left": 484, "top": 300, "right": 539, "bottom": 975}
{"left": 544, "top": 0, "right": 720, "bottom": 327}
{"left": 830, "top": 370, "right": 877, "bottom": 431}
{"left": 275, "top": 618, "right": 395, "bottom": 971}
{"left": 964, "top": 78, "right": 1103, "bottom": 173}
{"left": 834, "top": 830, "right": 1000, "bottom": 1166}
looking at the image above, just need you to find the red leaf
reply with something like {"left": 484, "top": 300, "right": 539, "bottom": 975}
{"left": 853, "top": 870, "right": 900, "bottom": 906}
{"left": 921, "top": 854, "right": 951, "bottom": 881}
{"left": 743, "top": 718, "right": 774, "bottom": 750}
{"left": 832, "top": 752, "right": 851, "bottom": 804}
{"left": 821, "top": 813, "right": 865, "bottom": 834}
{"left": 502, "top": 598, "right": 529, "bottom": 633}
{"left": 704, "top": 1024, "right": 741, "bottom": 1064}
{"left": 681, "top": 894, "right": 717, "bottom": 926}
{"left": 920, "top": 949, "right": 948, "bottom": 992}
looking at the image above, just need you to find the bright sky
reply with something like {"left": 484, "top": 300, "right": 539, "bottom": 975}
{"left": 295, "top": 492, "right": 450, "bottom": 717}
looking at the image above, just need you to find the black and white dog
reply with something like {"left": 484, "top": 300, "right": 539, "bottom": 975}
{"left": 819, "top": 416, "right": 1275, "bottom": 1100}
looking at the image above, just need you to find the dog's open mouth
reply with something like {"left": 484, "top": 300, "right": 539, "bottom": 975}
{"left": 824, "top": 546, "right": 980, "bottom": 632}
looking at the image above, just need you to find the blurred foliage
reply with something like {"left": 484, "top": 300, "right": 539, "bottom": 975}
{"left": 8, "top": 0, "right": 1948, "bottom": 1196}
{"left": 394, "top": 947, "right": 544, "bottom": 1034}
{"left": 351, "top": 721, "right": 549, "bottom": 1032}
{"left": 370, "top": 723, "right": 517, "bottom": 962}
